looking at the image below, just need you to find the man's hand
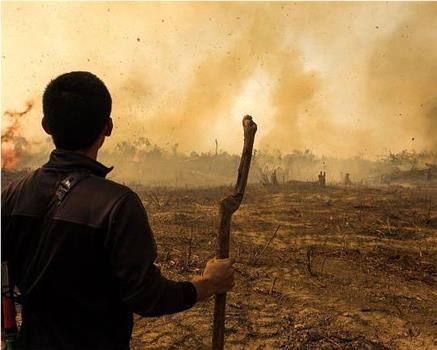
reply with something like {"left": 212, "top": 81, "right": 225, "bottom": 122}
{"left": 192, "top": 258, "right": 235, "bottom": 301}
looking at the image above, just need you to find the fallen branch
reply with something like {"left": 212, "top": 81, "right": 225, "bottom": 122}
{"left": 306, "top": 247, "right": 317, "bottom": 277}
{"left": 212, "top": 115, "right": 257, "bottom": 350}
{"left": 251, "top": 225, "right": 281, "bottom": 265}
{"left": 269, "top": 276, "right": 278, "bottom": 295}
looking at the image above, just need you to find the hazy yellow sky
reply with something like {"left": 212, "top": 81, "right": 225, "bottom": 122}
{"left": 2, "top": 2, "right": 437, "bottom": 158}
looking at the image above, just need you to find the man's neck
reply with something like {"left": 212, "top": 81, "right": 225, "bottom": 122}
{"left": 72, "top": 146, "right": 99, "bottom": 160}
{"left": 61, "top": 135, "right": 103, "bottom": 161}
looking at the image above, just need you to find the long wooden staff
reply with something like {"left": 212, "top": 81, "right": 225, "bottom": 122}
{"left": 212, "top": 115, "right": 257, "bottom": 350}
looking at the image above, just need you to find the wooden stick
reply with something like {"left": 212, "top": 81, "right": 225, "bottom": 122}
{"left": 212, "top": 115, "right": 257, "bottom": 350}
{"left": 252, "top": 225, "right": 281, "bottom": 265}
{"left": 269, "top": 276, "right": 278, "bottom": 295}
{"left": 186, "top": 226, "right": 194, "bottom": 267}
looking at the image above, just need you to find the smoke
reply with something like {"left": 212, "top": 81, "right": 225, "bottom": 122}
{"left": 261, "top": 52, "right": 320, "bottom": 150}
{"left": 3, "top": 2, "right": 437, "bottom": 174}
{"left": 365, "top": 4, "right": 437, "bottom": 155}
{"left": 125, "top": 3, "right": 325, "bottom": 153}
{"left": 99, "top": 2, "right": 437, "bottom": 157}
{"left": 1, "top": 101, "right": 33, "bottom": 170}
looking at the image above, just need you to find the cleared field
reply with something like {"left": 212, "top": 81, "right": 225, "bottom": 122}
{"left": 131, "top": 183, "right": 437, "bottom": 350}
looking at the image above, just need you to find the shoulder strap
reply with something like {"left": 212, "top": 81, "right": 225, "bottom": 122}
{"left": 18, "top": 171, "right": 91, "bottom": 304}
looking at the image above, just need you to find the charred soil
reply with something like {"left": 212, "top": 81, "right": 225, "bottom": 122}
{"left": 131, "top": 183, "right": 437, "bottom": 350}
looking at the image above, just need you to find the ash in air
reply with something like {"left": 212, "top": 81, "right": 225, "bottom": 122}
{"left": 2, "top": 2, "right": 437, "bottom": 166}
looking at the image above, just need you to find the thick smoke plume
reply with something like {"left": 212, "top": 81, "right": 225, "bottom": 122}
{"left": 2, "top": 2, "right": 437, "bottom": 180}
{"left": 137, "top": 4, "right": 321, "bottom": 152}
{"left": 366, "top": 4, "right": 437, "bottom": 156}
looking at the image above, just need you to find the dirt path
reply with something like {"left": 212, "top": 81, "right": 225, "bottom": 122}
{"left": 131, "top": 184, "right": 437, "bottom": 349}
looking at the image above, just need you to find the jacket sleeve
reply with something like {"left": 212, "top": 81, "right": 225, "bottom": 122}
{"left": 105, "top": 190, "right": 197, "bottom": 317}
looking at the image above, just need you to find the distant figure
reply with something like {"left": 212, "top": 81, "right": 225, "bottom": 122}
{"left": 318, "top": 171, "right": 325, "bottom": 187}
{"left": 344, "top": 173, "right": 352, "bottom": 185}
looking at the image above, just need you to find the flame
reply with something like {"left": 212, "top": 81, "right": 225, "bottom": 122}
{"left": 1, "top": 101, "right": 33, "bottom": 171}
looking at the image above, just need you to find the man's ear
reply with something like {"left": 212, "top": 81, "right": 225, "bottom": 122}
{"left": 42, "top": 117, "right": 52, "bottom": 135}
{"left": 104, "top": 118, "right": 113, "bottom": 137}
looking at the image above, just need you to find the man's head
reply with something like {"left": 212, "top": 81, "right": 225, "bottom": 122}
{"left": 42, "top": 71, "right": 113, "bottom": 151}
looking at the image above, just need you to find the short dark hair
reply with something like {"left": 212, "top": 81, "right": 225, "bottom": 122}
{"left": 43, "top": 71, "right": 112, "bottom": 150}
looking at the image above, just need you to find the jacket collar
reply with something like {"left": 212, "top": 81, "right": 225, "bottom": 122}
{"left": 42, "top": 149, "right": 113, "bottom": 178}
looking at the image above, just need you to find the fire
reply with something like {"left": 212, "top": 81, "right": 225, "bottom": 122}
{"left": 1, "top": 101, "right": 33, "bottom": 171}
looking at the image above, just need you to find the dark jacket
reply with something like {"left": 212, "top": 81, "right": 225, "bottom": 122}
{"left": 1, "top": 150, "right": 196, "bottom": 349}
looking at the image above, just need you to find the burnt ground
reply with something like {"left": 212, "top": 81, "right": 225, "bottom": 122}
{"left": 130, "top": 183, "right": 437, "bottom": 350}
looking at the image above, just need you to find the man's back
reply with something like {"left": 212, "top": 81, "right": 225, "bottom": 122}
{"left": 1, "top": 71, "right": 234, "bottom": 349}
{"left": 1, "top": 150, "right": 196, "bottom": 349}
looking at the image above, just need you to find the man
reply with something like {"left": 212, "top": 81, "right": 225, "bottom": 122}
{"left": 1, "top": 71, "right": 235, "bottom": 349}
{"left": 318, "top": 171, "right": 323, "bottom": 186}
